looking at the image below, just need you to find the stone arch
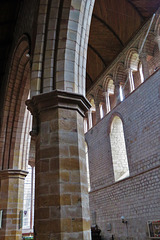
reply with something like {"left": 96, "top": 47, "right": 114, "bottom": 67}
{"left": 102, "top": 75, "right": 112, "bottom": 91}
{"left": 0, "top": 34, "right": 31, "bottom": 170}
{"left": 125, "top": 48, "right": 139, "bottom": 70}
{"left": 125, "top": 48, "right": 143, "bottom": 88}
{"left": 138, "top": 15, "right": 157, "bottom": 55}
{"left": 114, "top": 62, "right": 129, "bottom": 98}
{"left": 114, "top": 62, "right": 125, "bottom": 84}
{"left": 31, "top": 0, "right": 95, "bottom": 97}
{"left": 107, "top": 112, "right": 124, "bottom": 134}
{"left": 143, "top": 32, "right": 160, "bottom": 75}
{"left": 103, "top": 76, "right": 115, "bottom": 112}
{"left": 95, "top": 85, "right": 104, "bottom": 103}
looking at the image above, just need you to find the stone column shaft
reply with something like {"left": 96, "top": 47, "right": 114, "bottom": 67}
{"left": 104, "top": 91, "right": 110, "bottom": 114}
{"left": 95, "top": 101, "right": 100, "bottom": 123}
{"left": 26, "top": 90, "right": 91, "bottom": 240}
{"left": 126, "top": 68, "right": 135, "bottom": 92}
{"left": 114, "top": 83, "right": 120, "bottom": 105}
{"left": 139, "top": 53, "right": 149, "bottom": 80}
{"left": 88, "top": 109, "right": 93, "bottom": 129}
{"left": 0, "top": 170, "right": 27, "bottom": 240}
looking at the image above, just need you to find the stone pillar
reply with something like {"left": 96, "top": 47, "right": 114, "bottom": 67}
{"left": 114, "top": 82, "right": 120, "bottom": 105}
{"left": 155, "top": 36, "right": 160, "bottom": 51}
{"left": 139, "top": 53, "right": 149, "bottom": 80}
{"left": 126, "top": 68, "right": 135, "bottom": 92}
{"left": 0, "top": 170, "right": 27, "bottom": 240}
{"left": 104, "top": 91, "right": 110, "bottom": 114}
{"left": 84, "top": 118, "right": 88, "bottom": 133}
{"left": 95, "top": 101, "right": 100, "bottom": 123}
{"left": 26, "top": 90, "right": 91, "bottom": 240}
{"left": 88, "top": 109, "right": 93, "bottom": 129}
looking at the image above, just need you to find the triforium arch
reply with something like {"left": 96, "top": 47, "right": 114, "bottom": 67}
{"left": 138, "top": 31, "right": 160, "bottom": 77}
{"left": 114, "top": 62, "right": 129, "bottom": 99}
{"left": 102, "top": 76, "right": 115, "bottom": 114}
{"left": 0, "top": 34, "right": 31, "bottom": 240}
{"left": 125, "top": 48, "right": 140, "bottom": 71}
{"left": 125, "top": 48, "right": 142, "bottom": 88}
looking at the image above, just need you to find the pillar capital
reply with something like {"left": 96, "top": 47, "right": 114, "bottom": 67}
{"left": 0, "top": 169, "right": 28, "bottom": 180}
{"left": 125, "top": 67, "right": 132, "bottom": 73}
{"left": 139, "top": 52, "right": 148, "bottom": 59}
{"left": 26, "top": 90, "right": 91, "bottom": 118}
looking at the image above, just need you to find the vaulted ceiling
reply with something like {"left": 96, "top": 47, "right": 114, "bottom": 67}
{"left": 86, "top": 0, "right": 160, "bottom": 91}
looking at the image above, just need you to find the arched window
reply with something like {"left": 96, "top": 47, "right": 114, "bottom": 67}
{"left": 110, "top": 116, "right": 129, "bottom": 182}
{"left": 23, "top": 164, "right": 35, "bottom": 232}
{"left": 23, "top": 138, "right": 35, "bottom": 235}
{"left": 85, "top": 142, "right": 91, "bottom": 192}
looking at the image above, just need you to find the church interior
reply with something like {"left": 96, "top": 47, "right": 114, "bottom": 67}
{"left": 0, "top": 0, "right": 160, "bottom": 240}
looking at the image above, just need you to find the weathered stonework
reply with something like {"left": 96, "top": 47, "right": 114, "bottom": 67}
{"left": 0, "top": 170, "right": 27, "bottom": 240}
{"left": 26, "top": 90, "right": 91, "bottom": 240}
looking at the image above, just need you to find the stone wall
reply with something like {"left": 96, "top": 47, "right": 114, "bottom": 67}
{"left": 85, "top": 69, "right": 160, "bottom": 240}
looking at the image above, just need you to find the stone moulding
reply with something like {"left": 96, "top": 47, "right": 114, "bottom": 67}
{"left": 0, "top": 169, "right": 28, "bottom": 180}
{"left": 26, "top": 90, "right": 91, "bottom": 136}
{"left": 26, "top": 90, "right": 91, "bottom": 117}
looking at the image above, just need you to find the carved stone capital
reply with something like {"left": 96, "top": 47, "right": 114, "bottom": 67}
{"left": 26, "top": 90, "right": 91, "bottom": 118}
{"left": 0, "top": 169, "right": 28, "bottom": 180}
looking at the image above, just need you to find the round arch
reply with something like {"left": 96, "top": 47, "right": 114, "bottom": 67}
{"left": 125, "top": 48, "right": 139, "bottom": 71}
{"left": 109, "top": 114, "right": 130, "bottom": 182}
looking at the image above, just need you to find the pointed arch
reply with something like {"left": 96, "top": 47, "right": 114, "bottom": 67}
{"left": 0, "top": 34, "right": 31, "bottom": 170}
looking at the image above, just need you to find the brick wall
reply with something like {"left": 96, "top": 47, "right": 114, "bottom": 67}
{"left": 85, "top": 69, "right": 160, "bottom": 240}
{"left": 0, "top": 0, "right": 39, "bottom": 111}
